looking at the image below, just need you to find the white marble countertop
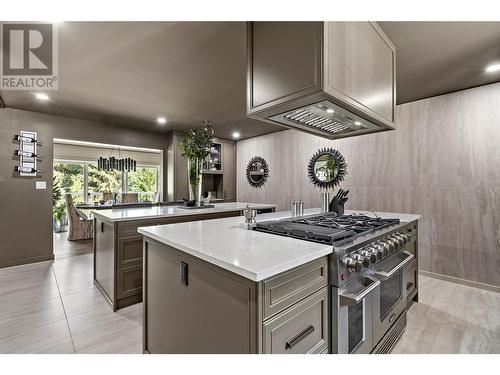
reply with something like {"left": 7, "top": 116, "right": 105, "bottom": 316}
{"left": 138, "top": 208, "right": 420, "bottom": 282}
{"left": 92, "top": 202, "right": 277, "bottom": 222}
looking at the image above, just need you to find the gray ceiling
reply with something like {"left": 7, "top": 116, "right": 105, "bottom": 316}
{"left": 1, "top": 21, "right": 500, "bottom": 138}
{"left": 0, "top": 22, "right": 283, "bottom": 140}
{"left": 378, "top": 22, "right": 500, "bottom": 104}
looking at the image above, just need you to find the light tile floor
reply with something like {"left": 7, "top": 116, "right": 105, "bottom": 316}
{"left": 392, "top": 276, "right": 500, "bottom": 354}
{"left": 0, "top": 254, "right": 141, "bottom": 354}
{"left": 53, "top": 232, "right": 93, "bottom": 259}
{"left": 0, "top": 253, "right": 499, "bottom": 354}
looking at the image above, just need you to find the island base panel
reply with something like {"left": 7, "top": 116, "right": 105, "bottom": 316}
{"left": 144, "top": 239, "right": 258, "bottom": 354}
{"left": 94, "top": 217, "right": 115, "bottom": 305}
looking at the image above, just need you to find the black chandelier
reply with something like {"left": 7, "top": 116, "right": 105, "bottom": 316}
{"left": 97, "top": 156, "right": 137, "bottom": 172}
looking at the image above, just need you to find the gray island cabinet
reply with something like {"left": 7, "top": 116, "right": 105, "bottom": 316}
{"left": 143, "top": 240, "right": 329, "bottom": 354}
{"left": 139, "top": 212, "right": 334, "bottom": 354}
{"left": 92, "top": 203, "right": 276, "bottom": 311}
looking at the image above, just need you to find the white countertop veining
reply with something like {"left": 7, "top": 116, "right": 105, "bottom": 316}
{"left": 138, "top": 208, "right": 420, "bottom": 282}
{"left": 92, "top": 202, "right": 277, "bottom": 222}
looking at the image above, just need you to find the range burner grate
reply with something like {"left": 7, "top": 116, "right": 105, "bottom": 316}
{"left": 255, "top": 213, "right": 400, "bottom": 246}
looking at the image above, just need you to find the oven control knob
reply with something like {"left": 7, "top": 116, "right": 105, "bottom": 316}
{"left": 375, "top": 242, "right": 389, "bottom": 256}
{"left": 342, "top": 257, "right": 362, "bottom": 273}
{"left": 351, "top": 253, "right": 368, "bottom": 270}
{"left": 360, "top": 250, "right": 377, "bottom": 263}
{"left": 394, "top": 232, "right": 407, "bottom": 245}
{"left": 379, "top": 240, "right": 392, "bottom": 254}
{"left": 396, "top": 233, "right": 407, "bottom": 245}
{"left": 362, "top": 257, "right": 370, "bottom": 267}
{"left": 369, "top": 245, "right": 384, "bottom": 260}
{"left": 354, "top": 253, "right": 370, "bottom": 268}
{"left": 389, "top": 234, "right": 404, "bottom": 247}
{"left": 386, "top": 238, "right": 398, "bottom": 251}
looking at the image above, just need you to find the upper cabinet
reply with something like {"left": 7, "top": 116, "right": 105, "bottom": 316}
{"left": 247, "top": 22, "right": 396, "bottom": 140}
{"left": 164, "top": 132, "right": 236, "bottom": 202}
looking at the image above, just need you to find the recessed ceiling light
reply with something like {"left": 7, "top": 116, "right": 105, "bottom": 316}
{"left": 486, "top": 63, "right": 500, "bottom": 73}
{"left": 35, "top": 93, "right": 49, "bottom": 101}
{"left": 157, "top": 117, "right": 167, "bottom": 124}
{"left": 326, "top": 108, "right": 334, "bottom": 114}
{"left": 354, "top": 121, "right": 362, "bottom": 126}
{"left": 232, "top": 131, "right": 240, "bottom": 139}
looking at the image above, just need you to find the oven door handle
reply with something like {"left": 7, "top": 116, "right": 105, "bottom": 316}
{"left": 373, "top": 251, "right": 414, "bottom": 280}
{"left": 339, "top": 275, "right": 380, "bottom": 306}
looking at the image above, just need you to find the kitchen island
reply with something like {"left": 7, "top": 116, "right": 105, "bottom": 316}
{"left": 139, "top": 209, "right": 420, "bottom": 354}
{"left": 92, "top": 202, "right": 276, "bottom": 311}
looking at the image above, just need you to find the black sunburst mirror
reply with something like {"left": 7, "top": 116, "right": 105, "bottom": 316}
{"left": 307, "top": 148, "right": 347, "bottom": 189}
{"left": 246, "top": 156, "right": 269, "bottom": 188}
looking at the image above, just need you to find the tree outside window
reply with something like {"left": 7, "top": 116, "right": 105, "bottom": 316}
{"left": 126, "top": 166, "right": 159, "bottom": 202}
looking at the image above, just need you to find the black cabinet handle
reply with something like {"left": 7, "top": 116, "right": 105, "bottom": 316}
{"left": 406, "top": 282, "right": 415, "bottom": 291}
{"left": 101, "top": 222, "right": 104, "bottom": 233}
{"left": 180, "top": 261, "right": 188, "bottom": 286}
{"left": 285, "top": 325, "right": 314, "bottom": 350}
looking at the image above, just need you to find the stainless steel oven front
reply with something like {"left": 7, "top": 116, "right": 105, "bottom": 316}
{"left": 332, "top": 274, "right": 380, "bottom": 353}
{"left": 369, "top": 249, "right": 414, "bottom": 345}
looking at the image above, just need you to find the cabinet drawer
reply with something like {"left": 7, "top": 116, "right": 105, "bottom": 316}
{"left": 117, "top": 264, "right": 143, "bottom": 299}
{"left": 117, "top": 235, "right": 143, "bottom": 267}
{"left": 262, "top": 256, "right": 328, "bottom": 320}
{"left": 263, "top": 287, "right": 328, "bottom": 354}
{"left": 404, "top": 258, "right": 418, "bottom": 299}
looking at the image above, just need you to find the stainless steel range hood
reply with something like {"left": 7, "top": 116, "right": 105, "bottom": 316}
{"left": 269, "top": 100, "right": 381, "bottom": 138}
{"left": 247, "top": 22, "right": 397, "bottom": 140}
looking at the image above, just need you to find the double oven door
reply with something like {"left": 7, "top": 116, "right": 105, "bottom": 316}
{"left": 334, "top": 249, "right": 414, "bottom": 354}
{"left": 370, "top": 249, "right": 414, "bottom": 345}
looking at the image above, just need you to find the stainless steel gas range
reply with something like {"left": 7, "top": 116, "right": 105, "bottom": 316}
{"left": 254, "top": 212, "right": 419, "bottom": 354}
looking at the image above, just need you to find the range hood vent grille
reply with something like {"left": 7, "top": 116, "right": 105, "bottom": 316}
{"left": 269, "top": 100, "right": 378, "bottom": 138}
{"left": 283, "top": 109, "right": 351, "bottom": 135}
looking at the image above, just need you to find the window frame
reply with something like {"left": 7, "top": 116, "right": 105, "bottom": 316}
{"left": 54, "top": 159, "right": 160, "bottom": 202}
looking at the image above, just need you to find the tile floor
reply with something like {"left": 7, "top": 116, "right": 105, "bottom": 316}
{"left": 0, "top": 253, "right": 499, "bottom": 354}
{"left": 0, "top": 253, "right": 141, "bottom": 354}
{"left": 392, "top": 276, "right": 500, "bottom": 354}
{"left": 53, "top": 232, "right": 93, "bottom": 259}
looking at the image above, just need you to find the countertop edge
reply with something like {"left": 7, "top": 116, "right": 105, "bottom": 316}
{"left": 138, "top": 227, "right": 332, "bottom": 282}
{"left": 92, "top": 203, "right": 277, "bottom": 222}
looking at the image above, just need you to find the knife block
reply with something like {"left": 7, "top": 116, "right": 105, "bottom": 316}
{"left": 329, "top": 198, "right": 346, "bottom": 215}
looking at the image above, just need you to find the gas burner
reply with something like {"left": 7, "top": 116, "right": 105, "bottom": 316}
{"left": 255, "top": 213, "right": 400, "bottom": 246}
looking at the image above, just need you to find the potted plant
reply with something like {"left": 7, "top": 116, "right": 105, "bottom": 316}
{"left": 179, "top": 121, "right": 215, "bottom": 205}
{"left": 52, "top": 176, "right": 66, "bottom": 232}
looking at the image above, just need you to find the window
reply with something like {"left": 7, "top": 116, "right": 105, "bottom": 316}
{"left": 125, "top": 166, "right": 159, "bottom": 202}
{"left": 53, "top": 161, "right": 160, "bottom": 206}
{"left": 87, "top": 163, "right": 122, "bottom": 202}
{"left": 53, "top": 162, "right": 85, "bottom": 207}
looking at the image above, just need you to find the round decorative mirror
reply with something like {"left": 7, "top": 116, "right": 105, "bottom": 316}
{"left": 307, "top": 148, "right": 347, "bottom": 189}
{"left": 246, "top": 156, "right": 269, "bottom": 188}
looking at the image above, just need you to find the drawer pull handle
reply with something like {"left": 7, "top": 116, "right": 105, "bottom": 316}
{"left": 406, "top": 282, "right": 415, "bottom": 291}
{"left": 285, "top": 325, "right": 315, "bottom": 350}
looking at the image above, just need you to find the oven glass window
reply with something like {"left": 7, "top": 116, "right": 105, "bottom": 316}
{"left": 379, "top": 272, "right": 402, "bottom": 319}
{"left": 348, "top": 301, "right": 364, "bottom": 353}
